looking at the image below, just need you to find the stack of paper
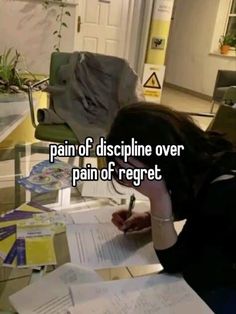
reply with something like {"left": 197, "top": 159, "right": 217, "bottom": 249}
{"left": 9, "top": 263, "right": 102, "bottom": 314}
{"left": 68, "top": 274, "right": 213, "bottom": 314}
{"left": 9, "top": 205, "right": 213, "bottom": 314}
{"left": 66, "top": 204, "right": 159, "bottom": 269}
{"left": 69, "top": 203, "right": 150, "bottom": 224}
{"left": 0, "top": 202, "right": 69, "bottom": 267}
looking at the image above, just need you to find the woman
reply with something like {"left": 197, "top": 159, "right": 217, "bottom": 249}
{"left": 107, "top": 102, "right": 236, "bottom": 313}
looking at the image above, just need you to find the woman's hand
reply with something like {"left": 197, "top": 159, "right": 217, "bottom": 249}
{"left": 111, "top": 209, "right": 151, "bottom": 233}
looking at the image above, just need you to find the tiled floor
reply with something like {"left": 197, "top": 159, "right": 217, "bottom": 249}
{"left": 162, "top": 86, "right": 216, "bottom": 131}
{"left": 0, "top": 86, "right": 215, "bottom": 212}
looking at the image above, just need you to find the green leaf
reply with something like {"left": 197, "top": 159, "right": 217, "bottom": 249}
{"left": 4, "top": 48, "right": 13, "bottom": 63}
{"left": 8, "top": 56, "right": 17, "bottom": 67}
{"left": 57, "top": 34, "right": 62, "bottom": 38}
{"left": 65, "top": 11, "right": 71, "bottom": 16}
{"left": 53, "top": 30, "right": 58, "bottom": 35}
{"left": 3, "top": 48, "right": 12, "bottom": 66}
{"left": 62, "top": 22, "right": 68, "bottom": 27}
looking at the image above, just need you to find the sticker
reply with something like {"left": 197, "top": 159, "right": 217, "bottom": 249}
{"left": 142, "top": 64, "right": 166, "bottom": 103}
{"left": 28, "top": 174, "right": 53, "bottom": 185}
{"left": 143, "top": 72, "right": 161, "bottom": 89}
{"left": 151, "top": 37, "right": 166, "bottom": 50}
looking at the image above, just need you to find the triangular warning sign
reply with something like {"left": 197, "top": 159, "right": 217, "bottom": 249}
{"left": 143, "top": 72, "right": 161, "bottom": 89}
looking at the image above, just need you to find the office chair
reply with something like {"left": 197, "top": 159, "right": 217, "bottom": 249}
{"left": 28, "top": 54, "right": 83, "bottom": 145}
{"left": 210, "top": 70, "right": 236, "bottom": 113}
{"left": 15, "top": 53, "right": 106, "bottom": 208}
{"left": 16, "top": 51, "right": 143, "bottom": 208}
{"left": 208, "top": 104, "right": 236, "bottom": 145}
{"left": 223, "top": 86, "right": 236, "bottom": 107}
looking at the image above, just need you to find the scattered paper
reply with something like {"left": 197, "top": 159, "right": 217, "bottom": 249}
{"left": 0, "top": 203, "right": 70, "bottom": 268}
{"left": 18, "top": 159, "right": 74, "bottom": 193}
{"left": 0, "top": 203, "right": 55, "bottom": 267}
{"left": 69, "top": 274, "right": 213, "bottom": 314}
{"left": 67, "top": 223, "right": 158, "bottom": 268}
{"left": 16, "top": 223, "right": 56, "bottom": 268}
{"left": 9, "top": 263, "right": 102, "bottom": 314}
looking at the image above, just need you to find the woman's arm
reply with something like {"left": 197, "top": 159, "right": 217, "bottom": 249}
{"left": 150, "top": 194, "right": 177, "bottom": 250}
{"left": 115, "top": 158, "right": 198, "bottom": 273}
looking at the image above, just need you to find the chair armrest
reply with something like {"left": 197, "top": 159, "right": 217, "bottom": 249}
{"left": 28, "top": 78, "right": 49, "bottom": 128}
{"left": 179, "top": 111, "right": 215, "bottom": 118}
{"left": 223, "top": 86, "right": 236, "bottom": 106}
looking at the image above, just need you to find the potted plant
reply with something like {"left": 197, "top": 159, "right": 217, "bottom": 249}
{"left": 42, "top": 0, "right": 71, "bottom": 51}
{"left": 229, "top": 34, "right": 236, "bottom": 52}
{"left": 219, "top": 34, "right": 235, "bottom": 55}
{"left": 0, "top": 48, "right": 36, "bottom": 117}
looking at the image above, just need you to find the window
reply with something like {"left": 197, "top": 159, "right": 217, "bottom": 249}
{"left": 211, "top": 0, "right": 236, "bottom": 55}
{"left": 225, "top": 0, "right": 236, "bottom": 35}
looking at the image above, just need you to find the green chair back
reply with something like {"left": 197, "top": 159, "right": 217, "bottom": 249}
{"left": 49, "top": 52, "right": 71, "bottom": 85}
{"left": 35, "top": 52, "right": 79, "bottom": 144}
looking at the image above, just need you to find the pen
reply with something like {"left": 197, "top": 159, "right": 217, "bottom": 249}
{"left": 127, "top": 194, "right": 136, "bottom": 218}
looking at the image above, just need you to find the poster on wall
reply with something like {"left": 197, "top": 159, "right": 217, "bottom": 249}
{"left": 142, "top": 64, "right": 165, "bottom": 103}
{"left": 154, "top": 0, "right": 174, "bottom": 21}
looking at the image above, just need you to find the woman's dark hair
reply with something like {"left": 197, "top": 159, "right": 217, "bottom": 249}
{"left": 106, "top": 102, "right": 234, "bottom": 219}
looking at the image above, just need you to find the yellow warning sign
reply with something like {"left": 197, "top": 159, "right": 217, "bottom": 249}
{"left": 144, "top": 90, "right": 160, "bottom": 97}
{"left": 143, "top": 72, "right": 161, "bottom": 89}
{"left": 142, "top": 64, "right": 165, "bottom": 103}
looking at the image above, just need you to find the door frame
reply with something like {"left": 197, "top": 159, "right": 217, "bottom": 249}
{"left": 74, "top": 0, "right": 154, "bottom": 77}
{"left": 124, "top": 0, "right": 154, "bottom": 76}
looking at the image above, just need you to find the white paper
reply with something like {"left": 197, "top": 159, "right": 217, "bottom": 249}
{"left": 70, "top": 203, "right": 150, "bottom": 224}
{"left": 9, "top": 263, "right": 102, "bottom": 314}
{"left": 69, "top": 274, "right": 213, "bottom": 314}
{"left": 70, "top": 206, "right": 116, "bottom": 224}
{"left": 81, "top": 179, "right": 148, "bottom": 201}
{"left": 67, "top": 223, "right": 158, "bottom": 268}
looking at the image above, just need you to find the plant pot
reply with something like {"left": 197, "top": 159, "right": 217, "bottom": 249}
{"left": 220, "top": 45, "right": 230, "bottom": 55}
{"left": 0, "top": 93, "right": 28, "bottom": 118}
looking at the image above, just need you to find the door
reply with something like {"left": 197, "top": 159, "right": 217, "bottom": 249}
{"left": 75, "top": 0, "right": 131, "bottom": 58}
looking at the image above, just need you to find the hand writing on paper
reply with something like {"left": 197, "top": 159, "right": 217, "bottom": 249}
{"left": 111, "top": 210, "right": 151, "bottom": 233}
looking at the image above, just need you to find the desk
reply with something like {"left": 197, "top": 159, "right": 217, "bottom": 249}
{"left": 0, "top": 194, "right": 173, "bottom": 312}
{"left": 0, "top": 114, "right": 29, "bottom": 143}
{"left": 0, "top": 98, "right": 29, "bottom": 143}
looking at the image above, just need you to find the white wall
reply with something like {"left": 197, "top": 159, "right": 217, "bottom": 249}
{"left": 0, "top": 0, "right": 77, "bottom": 74}
{"left": 165, "top": 0, "right": 236, "bottom": 97}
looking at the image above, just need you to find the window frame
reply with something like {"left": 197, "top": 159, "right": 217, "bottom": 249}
{"left": 224, "top": 0, "right": 236, "bottom": 35}
{"left": 210, "top": 0, "right": 236, "bottom": 56}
